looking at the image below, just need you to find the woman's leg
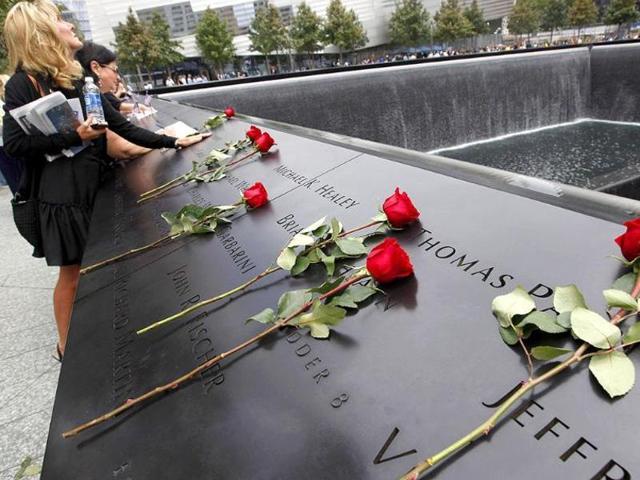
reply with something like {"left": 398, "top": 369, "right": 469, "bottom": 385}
{"left": 53, "top": 264, "right": 80, "bottom": 354}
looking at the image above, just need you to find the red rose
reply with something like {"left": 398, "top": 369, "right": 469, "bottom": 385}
{"left": 243, "top": 182, "right": 269, "bottom": 208}
{"left": 254, "top": 132, "right": 275, "bottom": 153}
{"left": 366, "top": 238, "right": 414, "bottom": 284}
{"left": 615, "top": 218, "right": 640, "bottom": 261}
{"left": 246, "top": 126, "right": 262, "bottom": 142}
{"left": 224, "top": 106, "right": 235, "bottom": 118}
{"left": 382, "top": 188, "right": 420, "bottom": 227}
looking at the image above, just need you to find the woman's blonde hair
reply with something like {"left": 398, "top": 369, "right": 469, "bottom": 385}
{"left": 3, "top": 0, "right": 83, "bottom": 89}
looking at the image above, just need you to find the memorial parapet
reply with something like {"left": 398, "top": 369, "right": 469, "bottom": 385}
{"left": 43, "top": 101, "right": 640, "bottom": 479}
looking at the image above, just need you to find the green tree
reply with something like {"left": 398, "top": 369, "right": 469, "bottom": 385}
{"left": 113, "top": 8, "right": 160, "bottom": 83}
{"left": 508, "top": 0, "right": 541, "bottom": 37}
{"left": 539, "top": 0, "right": 568, "bottom": 42}
{"left": 433, "top": 0, "right": 474, "bottom": 43}
{"left": 290, "top": 2, "right": 324, "bottom": 62}
{"left": 324, "top": 0, "right": 367, "bottom": 62}
{"left": 389, "top": 0, "right": 432, "bottom": 46}
{"left": 568, "top": 0, "right": 598, "bottom": 37}
{"left": 0, "top": 0, "right": 20, "bottom": 72}
{"left": 195, "top": 8, "right": 235, "bottom": 78}
{"left": 148, "top": 12, "right": 183, "bottom": 74}
{"left": 464, "top": 0, "right": 490, "bottom": 34}
{"left": 249, "top": 4, "right": 287, "bottom": 73}
{"left": 605, "top": 0, "right": 640, "bottom": 36}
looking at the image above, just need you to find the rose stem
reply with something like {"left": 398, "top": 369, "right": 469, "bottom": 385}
{"left": 399, "top": 273, "right": 640, "bottom": 480}
{"left": 137, "top": 149, "right": 260, "bottom": 204}
{"left": 80, "top": 202, "right": 243, "bottom": 275}
{"left": 140, "top": 175, "right": 185, "bottom": 198}
{"left": 62, "top": 271, "right": 369, "bottom": 439}
{"left": 136, "top": 219, "right": 382, "bottom": 335}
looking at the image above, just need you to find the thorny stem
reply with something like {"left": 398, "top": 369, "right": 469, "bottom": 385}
{"left": 62, "top": 271, "right": 369, "bottom": 439}
{"left": 400, "top": 273, "right": 640, "bottom": 480}
{"left": 137, "top": 148, "right": 260, "bottom": 204}
{"left": 136, "top": 219, "right": 383, "bottom": 335}
{"left": 80, "top": 203, "right": 243, "bottom": 275}
{"left": 136, "top": 265, "right": 280, "bottom": 335}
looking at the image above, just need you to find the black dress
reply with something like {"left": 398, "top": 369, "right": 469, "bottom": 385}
{"left": 2, "top": 71, "right": 178, "bottom": 266}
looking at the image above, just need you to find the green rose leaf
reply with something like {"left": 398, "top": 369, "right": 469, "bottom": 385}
{"left": 498, "top": 326, "right": 519, "bottom": 345}
{"left": 491, "top": 286, "right": 536, "bottom": 328}
{"left": 277, "top": 290, "right": 313, "bottom": 319}
{"left": 623, "top": 322, "right": 640, "bottom": 344}
{"left": 204, "top": 114, "right": 224, "bottom": 129}
{"left": 301, "top": 217, "right": 327, "bottom": 234}
{"left": 589, "top": 351, "right": 635, "bottom": 398}
{"left": 206, "top": 148, "right": 230, "bottom": 163}
{"left": 330, "top": 218, "right": 342, "bottom": 240}
{"left": 329, "top": 292, "right": 358, "bottom": 308}
{"left": 288, "top": 233, "right": 316, "bottom": 248}
{"left": 317, "top": 249, "right": 336, "bottom": 276}
{"left": 291, "top": 255, "right": 311, "bottom": 276}
{"left": 276, "top": 247, "right": 298, "bottom": 271}
{"left": 571, "top": 308, "right": 621, "bottom": 349}
{"left": 553, "top": 285, "right": 587, "bottom": 313}
{"left": 335, "top": 237, "right": 367, "bottom": 256}
{"left": 612, "top": 272, "right": 636, "bottom": 294}
{"left": 345, "top": 285, "right": 378, "bottom": 303}
{"left": 531, "top": 346, "right": 573, "bottom": 360}
{"left": 603, "top": 289, "right": 639, "bottom": 312}
{"left": 518, "top": 311, "right": 567, "bottom": 334}
{"left": 306, "top": 248, "right": 322, "bottom": 264}
{"left": 296, "top": 302, "right": 347, "bottom": 339}
{"left": 312, "top": 224, "right": 331, "bottom": 238}
{"left": 372, "top": 212, "right": 388, "bottom": 223}
{"left": 310, "top": 277, "right": 344, "bottom": 295}
{"left": 246, "top": 308, "right": 276, "bottom": 325}
{"left": 556, "top": 311, "right": 572, "bottom": 329}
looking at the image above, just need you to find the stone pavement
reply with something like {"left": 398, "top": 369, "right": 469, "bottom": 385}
{"left": 0, "top": 186, "right": 59, "bottom": 480}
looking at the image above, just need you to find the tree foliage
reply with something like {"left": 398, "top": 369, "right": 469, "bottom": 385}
{"left": 539, "top": 0, "right": 568, "bottom": 39}
{"left": 324, "top": 0, "right": 367, "bottom": 61}
{"left": 389, "top": 0, "right": 432, "bottom": 46}
{"left": 290, "top": 2, "right": 324, "bottom": 55}
{"left": 464, "top": 0, "right": 490, "bottom": 34}
{"left": 113, "top": 8, "right": 160, "bottom": 76}
{"left": 605, "top": 0, "right": 640, "bottom": 28}
{"left": 148, "top": 12, "right": 183, "bottom": 71}
{"left": 567, "top": 0, "right": 598, "bottom": 34}
{"left": 508, "top": 0, "right": 541, "bottom": 35}
{"left": 249, "top": 3, "right": 288, "bottom": 68}
{"left": 0, "top": 0, "right": 20, "bottom": 72}
{"left": 434, "top": 0, "right": 474, "bottom": 43}
{"left": 195, "top": 8, "right": 235, "bottom": 75}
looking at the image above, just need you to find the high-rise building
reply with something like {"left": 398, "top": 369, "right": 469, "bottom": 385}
{"left": 60, "top": 0, "right": 93, "bottom": 39}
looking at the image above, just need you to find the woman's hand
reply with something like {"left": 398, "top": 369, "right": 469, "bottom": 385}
{"left": 174, "top": 132, "right": 211, "bottom": 149}
{"left": 76, "top": 117, "right": 106, "bottom": 141}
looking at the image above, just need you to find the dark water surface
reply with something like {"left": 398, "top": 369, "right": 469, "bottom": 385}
{"left": 435, "top": 120, "right": 640, "bottom": 189}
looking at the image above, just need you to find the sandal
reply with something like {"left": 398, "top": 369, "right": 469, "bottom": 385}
{"left": 53, "top": 344, "right": 64, "bottom": 363}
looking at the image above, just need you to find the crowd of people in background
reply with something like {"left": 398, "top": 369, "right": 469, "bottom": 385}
{"left": 146, "top": 29, "right": 640, "bottom": 90}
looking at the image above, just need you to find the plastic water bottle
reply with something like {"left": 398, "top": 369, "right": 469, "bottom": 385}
{"left": 83, "top": 76, "right": 106, "bottom": 126}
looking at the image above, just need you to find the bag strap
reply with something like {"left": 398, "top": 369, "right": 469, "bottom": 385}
{"left": 27, "top": 74, "right": 46, "bottom": 98}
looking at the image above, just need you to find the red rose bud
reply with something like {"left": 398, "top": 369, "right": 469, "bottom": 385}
{"left": 615, "top": 218, "right": 640, "bottom": 261}
{"left": 246, "top": 125, "right": 262, "bottom": 142}
{"left": 243, "top": 182, "right": 269, "bottom": 208}
{"left": 224, "top": 106, "right": 235, "bottom": 118}
{"left": 254, "top": 132, "right": 275, "bottom": 153}
{"left": 382, "top": 188, "right": 420, "bottom": 227}
{"left": 366, "top": 238, "right": 414, "bottom": 284}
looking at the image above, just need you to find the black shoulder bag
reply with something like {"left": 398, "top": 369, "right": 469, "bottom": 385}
{"left": 10, "top": 74, "right": 48, "bottom": 251}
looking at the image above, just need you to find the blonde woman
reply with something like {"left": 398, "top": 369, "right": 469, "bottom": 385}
{"left": 2, "top": 0, "right": 205, "bottom": 360}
